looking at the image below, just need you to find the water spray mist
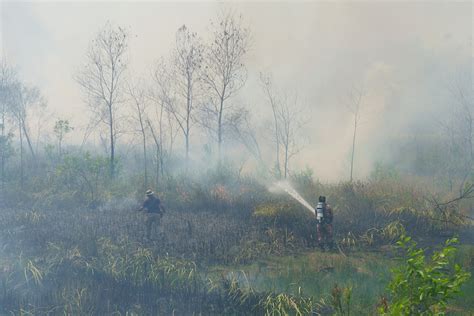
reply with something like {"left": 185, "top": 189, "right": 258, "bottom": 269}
{"left": 269, "top": 181, "right": 315, "bottom": 215}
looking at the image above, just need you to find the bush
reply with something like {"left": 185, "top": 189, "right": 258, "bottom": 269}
{"left": 381, "top": 235, "right": 471, "bottom": 315}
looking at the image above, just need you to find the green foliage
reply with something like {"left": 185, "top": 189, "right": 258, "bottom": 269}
{"left": 53, "top": 119, "right": 73, "bottom": 140}
{"left": 54, "top": 152, "right": 109, "bottom": 206}
{"left": 381, "top": 235, "right": 471, "bottom": 315}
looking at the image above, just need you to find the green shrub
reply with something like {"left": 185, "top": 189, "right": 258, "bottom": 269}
{"left": 381, "top": 235, "right": 471, "bottom": 315}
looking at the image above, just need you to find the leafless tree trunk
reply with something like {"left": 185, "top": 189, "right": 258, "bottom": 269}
{"left": 260, "top": 73, "right": 304, "bottom": 178}
{"left": 230, "top": 110, "right": 263, "bottom": 165}
{"left": 170, "top": 25, "right": 204, "bottom": 169}
{"left": 147, "top": 106, "right": 179, "bottom": 187}
{"left": 347, "top": 87, "right": 364, "bottom": 182}
{"left": 127, "top": 80, "right": 149, "bottom": 188}
{"left": 147, "top": 119, "right": 161, "bottom": 185}
{"left": 12, "top": 85, "right": 44, "bottom": 160}
{"left": 7, "top": 83, "right": 46, "bottom": 185}
{"left": 149, "top": 61, "right": 180, "bottom": 184}
{"left": 0, "top": 101, "right": 5, "bottom": 193}
{"left": 0, "top": 61, "right": 15, "bottom": 195}
{"left": 350, "top": 116, "right": 357, "bottom": 183}
{"left": 202, "top": 11, "right": 250, "bottom": 161}
{"left": 18, "top": 116, "right": 24, "bottom": 188}
{"left": 260, "top": 72, "right": 282, "bottom": 177}
{"left": 150, "top": 63, "right": 171, "bottom": 181}
{"left": 441, "top": 76, "right": 474, "bottom": 193}
{"left": 75, "top": 23, "right": 128, "bottom": 178}
{"left": 278, "top": 92, "right": 304, "bottom": 179}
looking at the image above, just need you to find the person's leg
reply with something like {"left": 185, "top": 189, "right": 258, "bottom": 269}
{"left": 155, "top": 216, "right": 163, "bottom": 237}
{"left": 146, "top": 215, "right": 152, "bottom": 239}
{"left": 326, "top": 224, "right": 334, "bottom": 249}
{"left": 150, "top": 214, "right": 162, "bottom": 239}
{"left": 317, "top": 223, "right": 324, "bottom": 250}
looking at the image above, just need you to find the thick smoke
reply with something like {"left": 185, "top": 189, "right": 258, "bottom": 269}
{"left": 1, "top": 1, "right": 471, "bottom": 181}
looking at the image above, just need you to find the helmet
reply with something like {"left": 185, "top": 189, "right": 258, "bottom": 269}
{"left": 145, "top": 189, "right": 154, "bottom": 196}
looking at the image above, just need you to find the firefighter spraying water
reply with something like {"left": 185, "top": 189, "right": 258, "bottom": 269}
{"left": 271, "top": 181, "right": 334, "bottom": 250}
{"left": 315, "top": 195, "right": 334, "bottom": 250}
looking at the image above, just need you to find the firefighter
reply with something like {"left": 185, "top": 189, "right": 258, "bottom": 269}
{"left": 138, "top": 189, "right": 166, "bottom": 240}
{"left": 315, "top": 195, "right": 334, "bottom": 250}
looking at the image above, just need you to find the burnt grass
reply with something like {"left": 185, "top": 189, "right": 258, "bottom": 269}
{"left": 0, "top": 178, "right": 472, "bottom": 314}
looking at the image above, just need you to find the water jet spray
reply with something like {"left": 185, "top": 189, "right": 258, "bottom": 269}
{"left": 269, "top": 181, "right": 315, "bottom": 215}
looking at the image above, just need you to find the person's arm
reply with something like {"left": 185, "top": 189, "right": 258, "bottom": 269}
{"left": 138, "top": 200, "right": 149, "bottom": 212}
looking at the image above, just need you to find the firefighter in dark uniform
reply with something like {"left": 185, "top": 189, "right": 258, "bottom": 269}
{"left": 315, "top": 196, "right": 334, "bottom": 250}
{"left": 138, "top": 189, "right": 166, "bottom": 240}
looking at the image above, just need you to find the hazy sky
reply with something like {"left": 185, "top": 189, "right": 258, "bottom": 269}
{"left": 1, "top": 0, "right": 472, "bottom": 180}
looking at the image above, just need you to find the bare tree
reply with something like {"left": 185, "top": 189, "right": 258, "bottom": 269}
{"left": 33, "top": 104, "right": 51, "bottom": 155}
{"left": 260, "top": 73, "right": 305, "bottom": 178}
{"left": 201, "top": 11, "right": 250, "bottom": 160}
{"left": 0, "top": 61, "right": 16, "bottom": 194}
{"left": 149, "top": 60, "right": 179, "bottom": 184}
{"left": 425, "top": 183, "right": 474, "bottom": 230}
{"left": 168, "top": 25, "right": 204, "bottom": 167}
{"left": 75, "top": 22, "right": 129, "bottom": 178}
{"left": 441, "top": 76, "right": 474, "bottom": 192}
{"left": 278, "top": 92, "right": 304, "bottom": 178}
{"left": 11, "top": 83, "right": 44, "bottom": 159}
{"left": 229, "top": 109, "right": 263, "bottom": 165}
{"left": 260, "top": 72, "right": 282, "bottom": 178}
{"left": 127, "top": 79, "right": 149, "bottom": 188}
{"left": 6, "top": 80, "right": 46, "bottom": 187}
{"left": 347, "top": 86, "right": 365, "bottom": 182}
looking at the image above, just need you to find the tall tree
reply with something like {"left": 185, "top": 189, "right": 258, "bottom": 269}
{"left": 260, "top": 72, "right": 282, "bottom": 178}
{"left": 150, "top": 60, "right": 179, "bottom": 184}
{"left": 278, "top": 92, "right": 304, "bottom": 179}
{"left": 127, "top": 79, "right": 149, "bottom": 188}
{"left": 169, "top": 25, "right": 204, "bottom": 167}
{"left": 6, "top": 80, "right": 45, "bottom": 187}
{"left": 347, "top": 86, "right": 365, "bottom": 182}
{"left": 53, "top": 119, "right": 73, "bottom": 157}
{"left": 260, "top": 73, "right": 304, "bottom": 179}
{"left": 75, "top": 23, "right": 129, "bottom": 178}
{"left": 0, "top": 61, "right": 16, "bottom": 195}
{"left": 201, "top": 11, "right": 250, "bottom": 159}
{"left": 442, "top": 76, "right": 474, "bottom": 192}
{"left": 229, "top": 109, "right": 263, "bottom": 165}
{"left": 11, "top": 84, "right": 44, "bottom": 160}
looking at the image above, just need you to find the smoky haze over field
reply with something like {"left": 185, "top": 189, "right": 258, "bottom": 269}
{"left": 1, "top": 2, "right": 474, "bottom": 314}
{"left": 1, "top": 0, "right": 471, "bottom": 181}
